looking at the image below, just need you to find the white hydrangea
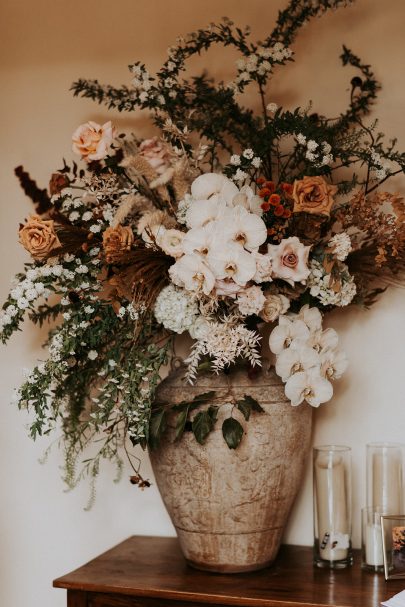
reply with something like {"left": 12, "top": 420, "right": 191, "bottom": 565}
{"left": 308, "top": 260, "right": 357, "bottom": 307}
{"left": 328, "top": 232, "right": 352, "bottom": 261}
{"left": 154, "top": 285, "right": 199, "bottom": 334}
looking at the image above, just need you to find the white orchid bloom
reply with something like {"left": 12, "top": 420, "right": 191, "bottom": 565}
{"left": 207, "top": 243, "right": 256, "bottom": 286}
{"left": 297, "top": 304, "right": 323, "bottom": 332}
{"left": 307, "top": 327, "right": 339, "bottom": 353}
{"left": 320, "top": 348, "right": 348, "bottom": 380}
{"left": 275, "top": 342, "right": 320, "bottom": 382}
{"left": 222, "top": 206, "right": 267, "bottom": 251}
{"left": 185, "top": 196, "right": 226, "bottom": 229}
{"left": 269, "top": 316, "right": 310, "bottom": 355}
{"left": 182, "top": 223, "right": 217, "bottom": 258}
{"left": 191, "top": 173, "right": 238, "bottom": 204}
{"left": 285, "top": 368, "right": 333, "bottom": 407}
{"left": 231, "top": 185, "right": 263, "bottom": 216}
{"left": 169, "top": 254, "right": 215, "bottom": 296}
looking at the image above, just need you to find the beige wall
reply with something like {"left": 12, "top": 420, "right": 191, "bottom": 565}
{"left": 1, "top": 1, "right": 405, "bottom": 605}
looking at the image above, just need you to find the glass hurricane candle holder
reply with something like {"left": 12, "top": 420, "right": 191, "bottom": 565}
{"left": 366, "top": 443, "right": 404, "bottom": 514}
{"left": 313, "top": 445, "right": 353, "bottom": 569}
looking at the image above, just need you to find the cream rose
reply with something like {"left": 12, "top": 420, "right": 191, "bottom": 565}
{"left": 292, "top": 176, "right": 337, "bottom": 216}
{"left": 268, "top": 236, "right": 311, "bottom": 285}
{"left": 19, "top": 214, "right": 61, "bottom": 260}
{"left": 259, "top": 293, "right": 290, "bottom": 323}
{"left": 72, "top": 121, "right": 116, "bottom": 162}
{"left": 139, "top": 137, "right": 171, "bottom": 175}
{"left": 157, "top": 229, "right": 185, "bottom": 258}
{"left": 102, "top": 225, "right": 134, "bottom": 263}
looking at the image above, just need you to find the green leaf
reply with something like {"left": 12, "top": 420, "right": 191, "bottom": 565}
{"left": 192, "top": 410, "right": 215, "bottom": 445}
{"left": 175, "top": 406, "right": 190, "bottom": 441}
{"left": 242, "top": 394, "right": 265, "bottom": 413}
{"left": 222, "top": 417, "right": 244, "bottom": 449}
{"left": 236, "top": 399, "right": 251, "bottom": 421}
{"left": 207, "top": 405, "right": 219, "bottom": 423}
{"left": 149, "top": 409, "right": 167, "bottom": 450}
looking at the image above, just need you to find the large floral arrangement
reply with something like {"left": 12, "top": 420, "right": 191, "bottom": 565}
{"left": 2, "top": 0, "right": 405, "bottom": 495}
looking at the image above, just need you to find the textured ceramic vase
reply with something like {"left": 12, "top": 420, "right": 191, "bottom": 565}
{"left": 149, "top": 364, "right": 313, "bottom": 573}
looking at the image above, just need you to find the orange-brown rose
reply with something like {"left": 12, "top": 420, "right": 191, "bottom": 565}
{"left": 19, "top": 215, "right": 61, "bottom": 260}
{"left": 103, "top": 225, "right": 134, "bottom": 263}
{"left": 292, "top": 176, "right": 337, "bottom": 216}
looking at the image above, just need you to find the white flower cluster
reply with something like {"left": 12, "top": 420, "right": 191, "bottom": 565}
{"left": 185, "top": 318, "right": 261, "bottom": 382}
{"left": 154, "top": 285, "right": 200, "bottom": 334}
{"left": 3, "top": 271, "right": 51, "bottom": 321}
{"left": 328, "top": 232, "right": 352, "bottom": 261}
{"left": 227, "top": 44, "right": 292, "bottom": 93}
{"left": 295, "top": 134, "right": 333, "bottom": 167}
{"left": 269, "top": 305, "right": 348, "bottom": 407}
{"left": 370, "top": 148, "right": 391, "bottom": 181}
{"left": 168, "top": 173, "right": 270, "bottom": 305}
{"left": 308, "top": 259, "right": 357, "bottom": 307}
{"left": 229, "top": 149, "right": 262, "bottom": 179}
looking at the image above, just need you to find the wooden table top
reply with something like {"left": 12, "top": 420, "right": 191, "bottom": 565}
{"left": 53, "top": 535, "right": 405, "bottom": 607}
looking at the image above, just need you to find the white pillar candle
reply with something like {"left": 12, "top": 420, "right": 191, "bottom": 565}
{"left": 365, "top": 523, "right": 384, "bottom": 567}
{"left": 315, "top": 453, "right": 349, "bottom": 561}
{"left": 372, "top": 451, "right": 403, "bottom": 513}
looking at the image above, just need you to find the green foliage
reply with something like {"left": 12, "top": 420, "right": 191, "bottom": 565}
{"left": 236, "top": 395, "right": 265, "bottom": 421}
{"left": 222, "top": 417, "right": 244, "bottom": 449}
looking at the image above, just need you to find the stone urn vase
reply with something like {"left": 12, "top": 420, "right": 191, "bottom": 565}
{"left": 149, "top": 364, "right": 312, "bottom": 573}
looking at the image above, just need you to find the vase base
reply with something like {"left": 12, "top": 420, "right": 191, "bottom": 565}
{"left": 185, "top": 558, "right": 274, "bottom": 574}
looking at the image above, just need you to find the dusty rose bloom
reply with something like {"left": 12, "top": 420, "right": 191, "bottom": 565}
{"left": 49, "top": 172, "right": 70, "bottom": 196}
{"left": 72, "top": 121, "right": 116, "bottom": 162}
{"left": 103, "top": 225, "right": 134, "bottom": 263}
{"left": 19, "top": 215, "right": 61, "bottom": 260}
{"left": 138, "top": 137, "right": 171, "bottom": 175}
{"left": 292, "top": 176, "right": 337, "bottom": 216}
{"left": 268, "top": 236, "right": 310, "bottom": 284}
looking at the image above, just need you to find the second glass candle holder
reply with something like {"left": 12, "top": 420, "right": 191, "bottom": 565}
{"left": 313, "top": 445, "right": 353, "bottom": 569}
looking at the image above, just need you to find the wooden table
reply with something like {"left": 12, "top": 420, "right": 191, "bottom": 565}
{"left": 53, "top": 535, "right": 405, "bottom": 607}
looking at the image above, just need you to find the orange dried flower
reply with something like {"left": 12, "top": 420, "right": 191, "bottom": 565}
{"left": 283, "top": 208, "right": 292, "bottom": 219}
{"left": 259, "top": 188, "right": 271, "bottom": 198}
{"left": 261, "top": 202, "right": 270, "bottom": 212}
{"left": 274, "top": 205, "right": 285, "bottom": 217}
{"left": 269, "top": 193, "right": 281, "bottom": 206}
{"left": 103, "top": 225, "right": 134, "bottom": 263}
{"left": 281, "top": 183, "right": 293, "bottom": 196}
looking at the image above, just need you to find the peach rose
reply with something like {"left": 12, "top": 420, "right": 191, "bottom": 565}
{"left": 139, "top": 137, "right": 171, "bottom": 175}
{"left": 19, "top": 215, "right": 61, "bottom": 260}
{"left": 72, "top": 121, "right": 116, "bottom": 162}
{"left": 292, "top": 176, "right": 337, "bottom": 216}
{"left": 259, "top": 293, "right": 290, "bottom": 323}
{"left": 268, "top": 236, "right": 311, "bottom": 285}
{"left": 102, "top": 225, "right": 134, "bottom": 263}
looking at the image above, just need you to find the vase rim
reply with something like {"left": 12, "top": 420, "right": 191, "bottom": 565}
{"left": 313, "top": 444, "right": 351, "bottom": 452}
